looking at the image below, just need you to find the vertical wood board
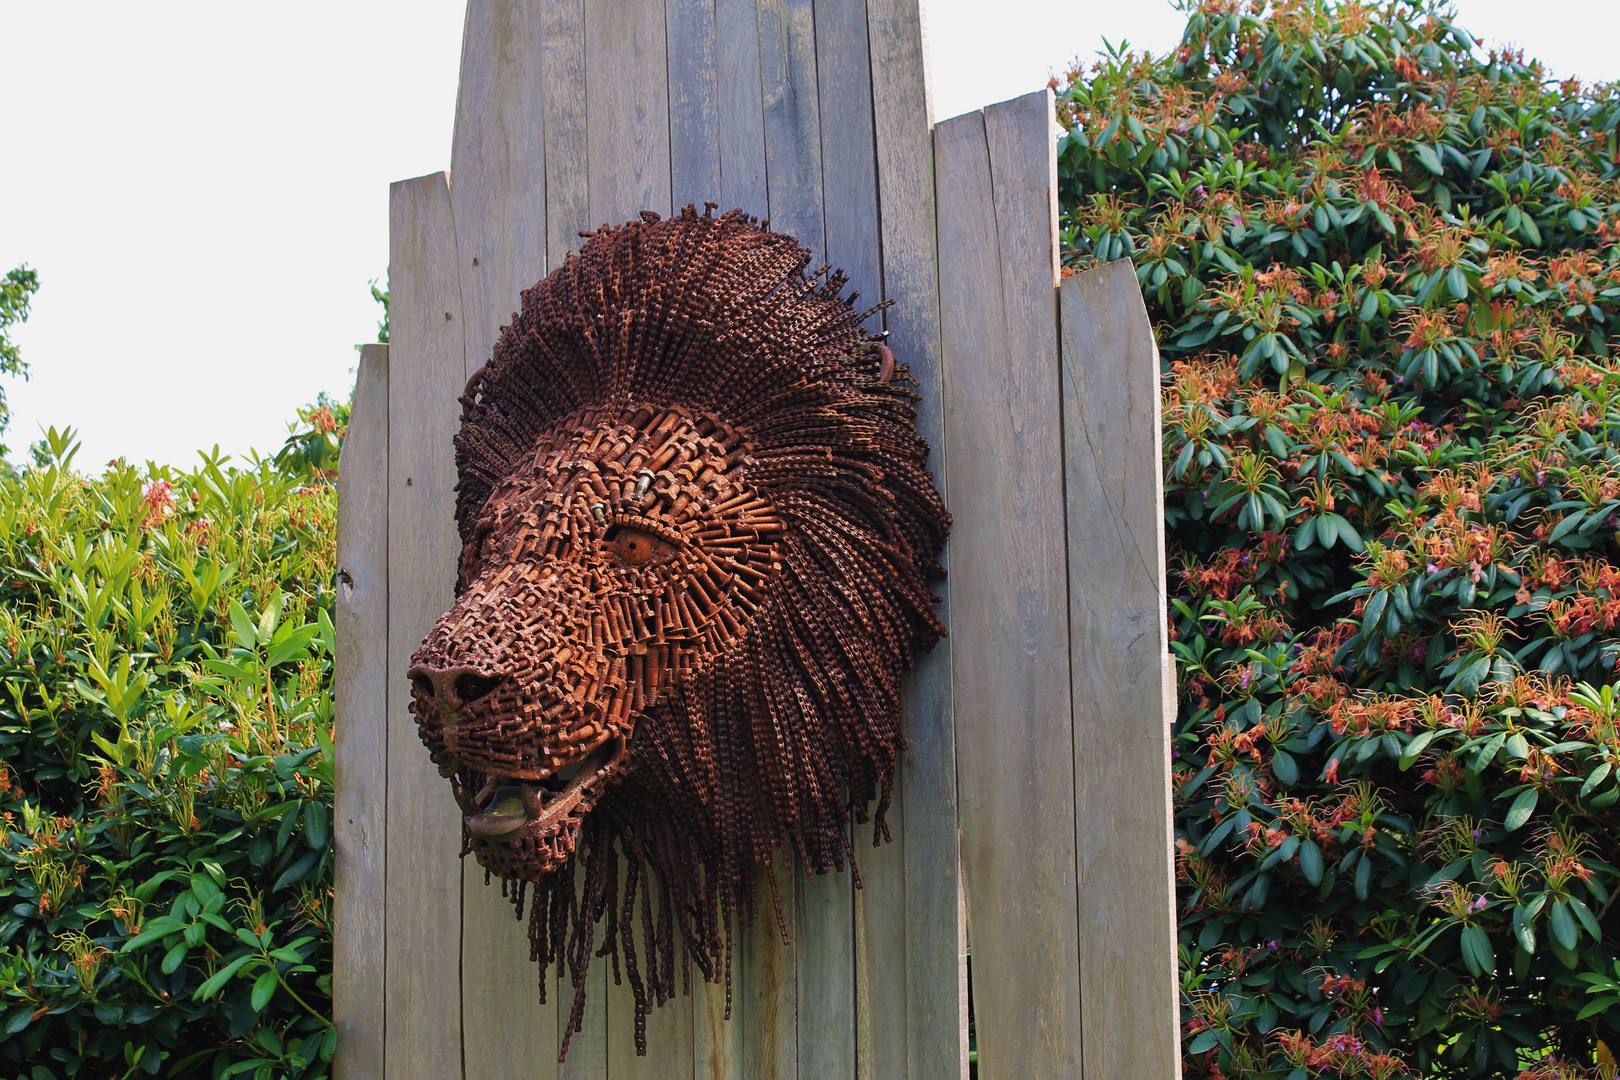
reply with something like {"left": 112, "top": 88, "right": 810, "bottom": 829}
{"left": 383, "top": 172, "right": 469, "bottom": 1080}
{"left": 813, "top": 0, "right": 881, "bottom": 327}
{"left": 666, "top": 0, "right": 722, "bottom": 209}
{"left": 560, "top": 949, "right": 610, "bottom": 1080}
{"left": 447, "top": 11, "right": 566, "bottom": 1063}
{"left": 715, "top": 0, "right": 768, "bottom": 215}
{"left": 741, "top": 864, "right": 798, "bottom": 1080}
{"left": 333, "top": 344, "right": 390, "bottom": 1080}
{"left": 756, "top": 0, "right": 823, "bottom": 253}
{"left": 1061, "top": 261, "right": 1181, "bottom": 1080}
{"left": 936, "top": 90, "right": 1083, "bottom": 1080}
{"left": 585, "top": 0, "right": 673, "bottom": 226}
{"left": 866, "top": 1, "right": 966, "bottom": 1074}
{"left": 541, "top": 0, "right": 589, "bottom": 268}
{"left": 450, "top": 0, "right": 549, "bottom": 378}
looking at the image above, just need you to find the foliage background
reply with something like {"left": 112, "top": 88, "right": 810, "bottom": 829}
{"left": 0, "top": 411, "right": 344, "bottom": 1079}
{"left": 1055, "top": 0, "right": 1620, "bottom": 1075}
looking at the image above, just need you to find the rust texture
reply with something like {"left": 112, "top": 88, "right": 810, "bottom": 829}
{"left": 407, "top": 205, "right": 948, "bottom": 1056}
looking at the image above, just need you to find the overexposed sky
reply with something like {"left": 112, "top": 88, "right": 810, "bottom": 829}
{"left": 1, "top": 0, "right": 1615, "bottom": 468}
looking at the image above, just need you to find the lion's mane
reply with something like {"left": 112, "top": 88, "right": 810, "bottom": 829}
{"left": 453, "top": 205, "right": 948, "bottom": 1053}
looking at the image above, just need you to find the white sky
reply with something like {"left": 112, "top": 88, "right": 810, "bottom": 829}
{"left": 1, "top": 0, "right": 1615, "bottom": 468}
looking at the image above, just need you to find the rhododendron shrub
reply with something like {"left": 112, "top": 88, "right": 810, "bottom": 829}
{"left": 1057, "top": 1, "right": 1620, "bottom": 1075}
{"left": 0, "top": 428, "right": 336, "bottom": 1076}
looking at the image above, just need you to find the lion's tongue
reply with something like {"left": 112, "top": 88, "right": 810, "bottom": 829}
{"left": 463, "top": 743, "right": 616, "bottom": 840}
{"left": 465, "top": 787, "right": 531, "bottom": 838}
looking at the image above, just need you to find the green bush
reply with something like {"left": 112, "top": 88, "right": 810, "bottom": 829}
{"left": 0, "top": 427, "right": 336, "bottom": 1077}
{"left": 1056, "top": 1, "right": 1620, "bottom": 1076}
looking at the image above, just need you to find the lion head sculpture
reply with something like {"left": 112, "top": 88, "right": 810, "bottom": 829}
{"left": 407, "top": 205, "right": 948, "bottom": 1054}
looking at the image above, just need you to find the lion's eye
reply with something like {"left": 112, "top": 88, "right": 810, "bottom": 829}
{"left": 608, "top": 526, "right": 673, "bottom": 567}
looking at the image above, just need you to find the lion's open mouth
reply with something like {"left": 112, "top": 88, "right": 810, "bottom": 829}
{"left": 461, "top": 736, "right": 626, "bottom": 843}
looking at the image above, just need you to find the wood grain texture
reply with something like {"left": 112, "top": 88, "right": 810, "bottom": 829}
{"left": 756, "top": 0, "right": 822, "bottom": 253}
{"left": 936, "top": 91, "right": 1082, "bottom": 1080}
{"left": 463, "top": 867, "right": 559, "bottom": 1078}
{"left": 813, "top": 0, "right": 879, "bottom": 328}
{"left": 741, "top": 864, "right": 797, "bottom": 1080}
{"left": 867, "top": 1, "right": 965, "bottom": 1075}
{"left": 795, "top": 868, "right": 853, "bottom": 1080}
{"left": 450, "top": 12, "right": 562, "bottom": 1063}
{"left": 606, "top": 904, "right": 696, "bottom": 1080}
{"left": 334, "top": 344, "right": 389, "bottom": 1080}
{"left": 693, "top": 959, "right": 743, "bottom": 1080}
{"left": 561, "top": 955, "right": 609, "bottom": 1080}
{"left": 788, "top": 6, "right": 879, "bottom": 1074}
{"left": 586, "top": 0, "right": 673, "bottom": 226}
{"left": 451, "top": 0, "right": 548, "bottom": 379}
{"left": 872, "top": 6, "right": 963, "bottom": 1077}
{"left": 666, "top": 0, "right": 721, "bottom": 209}
{"left": 715, "top": 0, "right": 767, "bottom": 216}
{"left": 1061, "top": 260, "right": 1180, "bottom": 1080}
{"left": 384, "top": 172, "right": 467, "bottom": 1080}
{"left": 542, "top": 0, "right": 589, "bottom": 267}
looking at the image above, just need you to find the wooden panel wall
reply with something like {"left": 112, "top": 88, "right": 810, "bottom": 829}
{"left": 336, "top": 3, "right": 1177, "bottom": 1078}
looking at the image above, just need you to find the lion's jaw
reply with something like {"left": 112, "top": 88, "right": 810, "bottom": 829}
{"left": 407, "top": 403, "right": 784, "bottom": 880}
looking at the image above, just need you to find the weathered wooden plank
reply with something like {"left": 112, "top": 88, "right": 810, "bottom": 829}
{"left": 560, "top": 952, "right": 609, "bottom": 1080}
{"left": 741, "top": 863, "right": 797, "bottom": 1080}
{"left": 756, "top": 0, "right": 822, "bottom": 254}
{"left": 334, "top": 344, "right": 389, "bottom": 1080}
{"left": 449, "top": 10, "right": 562, "bottom": 1064}
{"left": 1061, "top": 260, "right": 1180, "bottom": 1080}
{"left": 867, "top": 1, "right": 965, "bottom": 1073}
{"left": 936, "top": 90, "right": 1082, "bottom": 1080}
{"left": 463, "top": 868, "right": 559, "bottom": 1078}
{"left": 692, "top": 921, "right": 743, "bottom": 1080}
{"left": 542, "top": 0, "right": 589, "bottom": 267}
{"left": 585, "top": 0, "right": 673, "bottom": 226}
{"left": 852, "top": 817, "right": 906, "bottom": 1080}
{"left": 384, "top": 172, "right": 467, "bottom": 1080}
{"left": 795, "top": 866, "right": 853, "bottom": 1080}
{"left": 450, "top": 0, "right": 548, "bottom": 378}
{"left": 667, "top": 0, "right": 721, "bottom": 210}
{"left": 713, "top": 0, "right": 767, "bottom": 216}
{"left": 606, "top": 884, "right": 697, "bottom": 1080}
{"left": 813, "top": 0, "right": 880, "bottom": 327}
{"left": 790, "top": 20, "right": 874, "bottom": 1064}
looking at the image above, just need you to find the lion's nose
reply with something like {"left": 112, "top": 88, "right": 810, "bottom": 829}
{"left": 408, "top": 665, "right": 501, "bottom": 713}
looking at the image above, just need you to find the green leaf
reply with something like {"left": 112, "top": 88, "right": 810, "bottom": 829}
{"left": 1299, "top": 839, "right": 1324, "bottom": 885}
{"left": 250, "top": 970, "right": 278, "bottom": 1012}
{"left": 228, "top": 600, "right": 258, "bottom": 649}
{"left": 121, "top": 915, "right": 186, "bottom": 952}
{"left": 1400, "top": 730, "right": 1438, "bottom": 769}
{"left": 1581, "top": 762, "right": 1612, "bottom": 798}
{"left": 1550, "top": 901, "right": 1579, "bottom": 951}
{"left": 1327, "top": 513, "right": 1363, "bottom": 552}
{"left": 1504, "top": 788, "right": 1538, "bottom": 832}
{"left": 1550, "top": 511, "right": 1588, "bottom": 544}
{"left": 1461, "top": 924, "right": 1495, "bottom": 976}
{"left": 1272, "top": 749, "right": 1299, "bottom": 785}
{"left": 266, "top": 623, "right": 320, "bottom": 666}
{"left": 194, "top": 954, "right": 255, "bottom": 1000}
{"left": 1295, "top": 515, "right": 1318, "bottom": 550}
{"left": 1446, "top": 265, "right": 1469, "bottom": 299}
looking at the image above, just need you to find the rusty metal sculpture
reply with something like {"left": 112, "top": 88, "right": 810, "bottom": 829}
{"left": 407, "top": 205, "right": 948, "bottom": 1055}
